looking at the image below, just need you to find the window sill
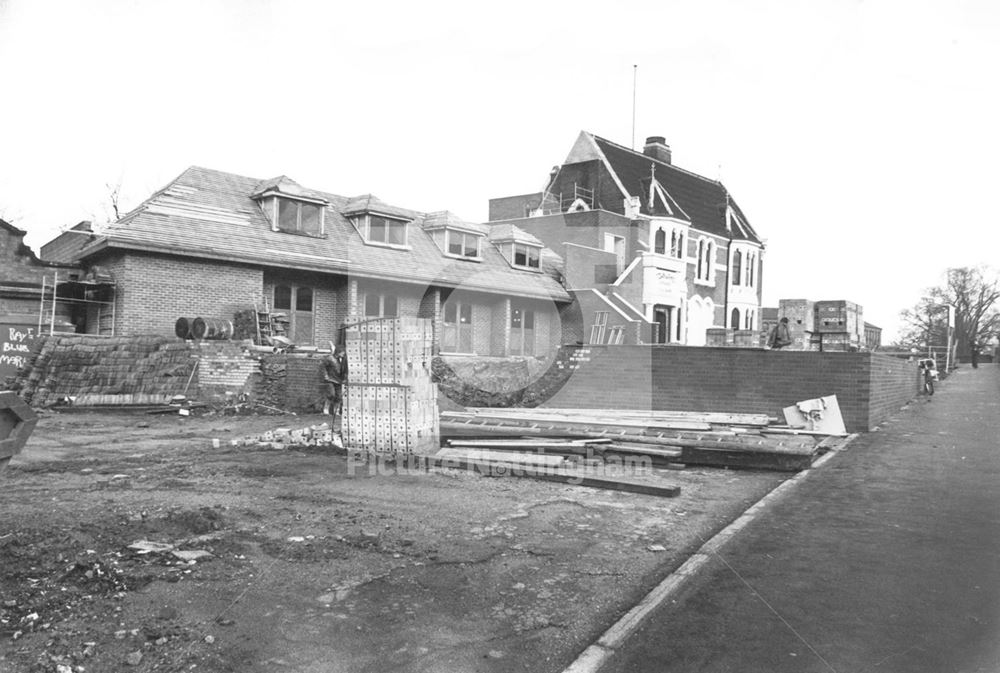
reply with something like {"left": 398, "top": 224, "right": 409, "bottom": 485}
{"left": 444, "top": 252, "right": 483, "bottom": 262}
{"left": 439, "top": 351, "right": 477, "bottom": 357}
{"left": 694, "top": 278, "right": 716, "bottom": 288}
{"left": 510, "top": 264, "right": 542, "bottom": 272}
{"left": 273, "top": 228, "right": 327, "bottom": 239}
{"left": 363, "top": 240, "right": 412, "bottom": 251}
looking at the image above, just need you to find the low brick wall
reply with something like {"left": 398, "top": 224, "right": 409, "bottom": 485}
{"left": 542, "top": 345, "right": 920, "bottom": 432}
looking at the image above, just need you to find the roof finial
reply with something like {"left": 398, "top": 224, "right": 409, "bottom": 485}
{"left": 649, "top": 161, "right": 656, "bottom": 210}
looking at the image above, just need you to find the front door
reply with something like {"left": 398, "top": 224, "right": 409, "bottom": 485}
{"left": 654, "top": 304, "right": 670, "bottom": 344}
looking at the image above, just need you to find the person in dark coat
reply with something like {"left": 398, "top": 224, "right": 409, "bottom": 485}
{"left": 768, "top": 317, "right": 793, "bottom": 349}
{"left": 322, "top": 343, "right": 348, "bottom": 416}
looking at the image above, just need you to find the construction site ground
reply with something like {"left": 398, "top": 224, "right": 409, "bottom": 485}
{"left": 2, "top": 410, "right": 788, "bottom": 673}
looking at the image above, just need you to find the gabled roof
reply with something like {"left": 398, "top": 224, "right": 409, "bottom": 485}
{"left": 575, "top": 132, "right": 762, "bottom": 244}
{"left": 251, "top": 175, "right": 326, "bottom": 203}
{"left": 488, "top": 223, "right": 545, "bottom": 246}
{"left": 341, "top": 194, "right": 418, "bottom": 220}
{"left": 74, "top": 166, "right": 569, "bottom": 303}
{"left": 420, "top": 210, "right": 489, "bottom": 235}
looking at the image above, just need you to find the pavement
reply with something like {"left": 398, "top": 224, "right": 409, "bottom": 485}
{"left": 594, "top": 364, "right": 1000, "bottom": 673}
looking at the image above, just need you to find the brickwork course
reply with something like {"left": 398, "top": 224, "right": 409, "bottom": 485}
{"left": 542, "top": 345, "right": 920, "bottom": 432}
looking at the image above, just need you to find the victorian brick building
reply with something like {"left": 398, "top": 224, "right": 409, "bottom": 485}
{"left": 489, "top": 132, "right": 765, "bottom": 345}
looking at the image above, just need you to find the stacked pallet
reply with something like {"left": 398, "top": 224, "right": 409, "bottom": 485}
{"left": 342, "top": 318, "right": 439, "bottom": 455}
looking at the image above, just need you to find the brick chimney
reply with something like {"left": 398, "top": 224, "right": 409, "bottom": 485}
{"left": 643, "top": 136, "right": 672, "bottom": 164}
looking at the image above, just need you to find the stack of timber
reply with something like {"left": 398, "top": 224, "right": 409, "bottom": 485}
{"left": 342, "top": 318, "right": 439, "bottom": 455}
{"left": 440, "top": 407, "right": 843, "bottom": 472}
{"left": 431, "top": 436, "right": 681, "bottom": 498}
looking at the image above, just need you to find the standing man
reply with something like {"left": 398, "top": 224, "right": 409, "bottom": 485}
{"left": 322, "top": 342, "right": 348, "bottom": 417}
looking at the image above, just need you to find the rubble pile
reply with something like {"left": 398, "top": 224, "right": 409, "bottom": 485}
{"left": 227, "top": 422, "right": 337, "bottom": 449}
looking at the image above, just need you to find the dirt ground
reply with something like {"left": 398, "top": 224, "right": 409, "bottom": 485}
{"left": 1, "top": 409, "right": 788, "bottom": 673}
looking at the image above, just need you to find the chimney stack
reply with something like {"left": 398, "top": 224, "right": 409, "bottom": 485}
{"left": 643, "top": 136, "right": 672, "bottom": 164}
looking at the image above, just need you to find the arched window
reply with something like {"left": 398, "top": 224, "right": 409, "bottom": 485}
{"left": 732, "top": 250, "right": 742, "bottom": 286}
{"left": 654, "top": 228, "right": 666, "bottom": 254}
{"left": 731, "top": 308, "right": 740, "bottom": 329}
{"left": 696, "top": 239, "right": 705, "bottom": 278}
{"left": 706, "top": 241, "right": 714, "bottom": 279}
{"left": 747, "top": 253, "right": 755, "bottom": 287}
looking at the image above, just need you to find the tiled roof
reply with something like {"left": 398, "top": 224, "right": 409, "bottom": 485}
{"left": 421, "top": 211, "right": 489, "bottom": 234}
{"left": 251, "top": 175, "right": 325, "bottom": 201}
{"left": 488, "top": 223, "right": 545, "bottom": 246}
{"left": 341, "top": 194, "right": 419, "bottom": 220}
{"left": 76, "top": 166, "right": 570, "bottom": 303}
{"left": 591, "top": 135, "right": 761, "bottom": 243}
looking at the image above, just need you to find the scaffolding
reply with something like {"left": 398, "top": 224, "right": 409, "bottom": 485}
{"left": 37, "top": 271, "right": 116, "bottom": 337}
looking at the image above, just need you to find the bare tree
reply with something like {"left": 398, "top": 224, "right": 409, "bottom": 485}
{"left": 104, "top": 180, "right": 122, "bottom": 222}
{"left": 897, "top": 266, "right": 1000, "bottom": 366}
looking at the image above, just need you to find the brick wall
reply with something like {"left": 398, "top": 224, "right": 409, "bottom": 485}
{"left": 197, "top": 341, "right": 259, "bottom": 391}
{"left": 285, "top": 354, "right": 327, "bottom": 411}
{"left": 867, "top": 353, "right": 921, "bottom": 424}
{"left": 542, "top": 346, "right": 920, "bottom": 432}
{"left": 565, "top": 243, "right": 617, "bottom": 289}
{"left": 1, "top": 222, "right": 78, "bottom": 324}
{"left": 0, "top": 222, "right": 78, "bottom": 287}
{"left": 488, "top": 193, "right": 543, "bottom": 221}
{"left": 104, "top": 252, "right": 263, "bottom": 336}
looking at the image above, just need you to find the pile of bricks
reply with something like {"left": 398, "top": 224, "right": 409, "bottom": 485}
{"left": 228, "top": 423, "right": 336, "bottom": 449}
{"left": 342, "top": 318, "right": 439, "bottom": 455}
{"left": 12, "top": 335, "right": 197, "bottom": 407}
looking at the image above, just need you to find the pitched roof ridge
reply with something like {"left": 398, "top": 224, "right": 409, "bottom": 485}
{"left": 110, "top": 165, "right": 201, "bottom": 225}
{"left": 592, "top": 134, "right": 724, "bottom": 187}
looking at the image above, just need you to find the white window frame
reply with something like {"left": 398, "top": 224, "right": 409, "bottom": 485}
{"left": 695, "top": 237, "right": 716, "bottom": 285}
{"left": 441, "top": 301, "right": 474, "bottom": 354}
{"left": 263, "top": 197, "right": 326, "bottom": 236}
{"left": 512, "top": 243, "right": 541, "bottom": 270}
{"left": 591, "top": 311, "right": 609, "bottom": 344}
{"left": 510, "top": 305, "right": 536, "bottom": 356}
{"left": 363, "top": 292, "right": 399, "bottom": 318}
{"left": 352, "top": 214, "right": 410, "bottom": 249}
{"left": 445, "top": 229, "right": 483, "bottom": 260}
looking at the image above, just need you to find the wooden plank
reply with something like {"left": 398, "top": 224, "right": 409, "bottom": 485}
{"left": 450, "top": 411, "right": 712, "bottom": 432}
{"left": 463, "top": 407, "right": 774, "bottom": 427}
{"left": 426, "top": 455, "right": 681, "bottom": 498}
{"left": 447, "top": 438, "right": 607, "bottom": 449}
{"left": 436, "top": 447, "right": 569, "bottom": 468}
{"left": 679, "top": 446, "right": 815, "bottom": 472}
{"left": 439, "top": 417, "right": 816, "bottom": 454}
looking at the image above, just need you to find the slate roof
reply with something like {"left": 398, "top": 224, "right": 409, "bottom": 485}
{"left": 590, "top": 135, "right": 761, "bottom": 243}
{"left": 420, "top": 211, "right": 489, "bottom": 234}
{"left": 488, "top": 223, "right": 545, "bottom": 246}
{"left": 76, "top": 167, "right": 570, "bottom": 302}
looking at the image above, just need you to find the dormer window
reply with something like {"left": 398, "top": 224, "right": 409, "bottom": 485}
{"left": 446, "top": 229, "right": 482, "bottom": 259}
{"left": 275, "top": 199, "right": 324, "bottom": 236}
{"left": 352, "top": 214, "right": 409, "bottom": 248}
{"left": 513, "top": 243, "right": 541, "bottom": 269}
{"left": 253, "top": 176, "right": 328, "bottom": 238}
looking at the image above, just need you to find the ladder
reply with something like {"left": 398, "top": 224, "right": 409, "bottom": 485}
{"left": 253, "top": 300, "right": 273, "bottom": 346}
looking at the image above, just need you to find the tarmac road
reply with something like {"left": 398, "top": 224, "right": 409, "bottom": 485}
{"left": 603, "top": 365, "right": 1000, "bottom": 673}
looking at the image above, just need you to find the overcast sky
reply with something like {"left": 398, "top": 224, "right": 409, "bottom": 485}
{"left": 2, "top": 0, "right": 998, "bottom": 340}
